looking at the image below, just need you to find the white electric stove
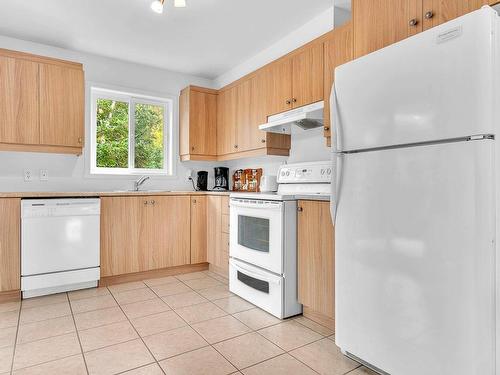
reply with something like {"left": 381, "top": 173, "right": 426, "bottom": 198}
{"left": 228, "top": 161, "right": 332, "bottom": 319}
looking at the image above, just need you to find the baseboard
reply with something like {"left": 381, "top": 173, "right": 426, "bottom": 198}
{"left": 0, "top": 290, "right": 21, "bottom": 303}
{"left": 99, "top": 263, "right": 209, "bottom": 287}
{"left": 303, "top": 306, "right": 335, "bottom": 331}
{"left": 208, "top": 264, "right": 229, "bottom": 278}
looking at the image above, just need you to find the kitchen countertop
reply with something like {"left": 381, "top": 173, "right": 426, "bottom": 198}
{"left": 0, "top": 190, "right": 231, "bottom": 198}
{"left": 295, "top": 194, "right": 331, "bottom": 202}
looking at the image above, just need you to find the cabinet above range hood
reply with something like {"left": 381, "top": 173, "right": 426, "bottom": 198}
{"left": 258, "top": 101, "right": 324, "bottom": 135}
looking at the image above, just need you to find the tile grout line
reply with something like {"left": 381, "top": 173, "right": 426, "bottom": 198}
{"left": 66, "top": 292, "right": 90, "bottom": 375}
{"left": 8, "top": 301, "right": 22, "bottom": 375}
{"left": 105, "top": 283, "right": 163, "bottom": 374}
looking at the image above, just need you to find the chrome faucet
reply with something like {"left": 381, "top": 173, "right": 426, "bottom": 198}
{"left": 134, "top": 176, "right": 150, "bottom": 191}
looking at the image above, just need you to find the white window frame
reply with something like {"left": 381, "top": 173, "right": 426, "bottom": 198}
{"left": 90, "top": 87, "right": 174, "bottom": 176}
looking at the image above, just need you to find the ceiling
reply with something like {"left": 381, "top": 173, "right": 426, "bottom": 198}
{"left": 0, "top": 0, "right": 333, "bottom": 79}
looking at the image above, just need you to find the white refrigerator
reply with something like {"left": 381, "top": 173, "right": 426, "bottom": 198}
{"left": 331, "top": 7, "right": 499, "bottom": 375}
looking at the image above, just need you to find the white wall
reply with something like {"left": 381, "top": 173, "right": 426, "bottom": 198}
{"left": 214, "top": 7, "right": 334, "bottom": 89}
{"left": 0, "top": 35, "right": 216, "bottom": 192}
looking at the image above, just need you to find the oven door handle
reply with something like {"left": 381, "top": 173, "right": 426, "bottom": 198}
{"left": 231, "top": 260, "right": 281, "bottom": 285}
{"left": 230, "top": 200, "right": 282, "bottom": 210}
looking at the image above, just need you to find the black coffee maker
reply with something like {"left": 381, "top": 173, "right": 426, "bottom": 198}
{"left": 213, "top": 167, "right": 229, "bottom": 191}
{"left": 196, "top": 171, "right": 208, "bottom": 191}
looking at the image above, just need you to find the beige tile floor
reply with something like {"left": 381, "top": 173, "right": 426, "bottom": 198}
{"left": 0, "top": 270, "right": 378, "bottom": 375}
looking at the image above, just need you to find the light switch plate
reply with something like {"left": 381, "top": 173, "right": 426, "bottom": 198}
{"left": 40, "top": 169, "right": 49, "bottom": 181}
{"left": 24, "top": 169, "right": 33, "bottom": 182}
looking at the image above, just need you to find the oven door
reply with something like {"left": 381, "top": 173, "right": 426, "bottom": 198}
{"left": 230, "top": 198, "right": 283, "bottom": 274}
{"left": 229, "top": 258, "right": 284, "bottom": 318}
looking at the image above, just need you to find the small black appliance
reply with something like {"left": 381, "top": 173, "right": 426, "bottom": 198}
{"left": 213, "top": 167, "right": 229, "bottom": 191}
{"left": 196, "top": 171, "right": 208, "bottom": 191}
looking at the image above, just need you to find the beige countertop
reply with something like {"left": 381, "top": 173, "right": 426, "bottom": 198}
{"left": 0, "top": 190, "right": 231, "bottom": 198}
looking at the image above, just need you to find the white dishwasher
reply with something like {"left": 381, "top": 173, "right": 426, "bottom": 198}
{"left": 21, "top": 198, "right": 101, "bottom": 298}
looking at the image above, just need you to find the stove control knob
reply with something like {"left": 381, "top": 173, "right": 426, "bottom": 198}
{"left": 321, "top": 169, "right": 325, "bottom": 175}
{"left": 327, "top": 168, "right": 332, "bottom": 175}
{"left": 281, "top": 171, "right": 285, "bottom": 177}
{"left": 286, "top": 171, "right": 290, "bottom": 176}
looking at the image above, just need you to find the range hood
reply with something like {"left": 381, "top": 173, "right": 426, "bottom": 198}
{"left": 258, "top": 101, "right": 324, "bottom": 135}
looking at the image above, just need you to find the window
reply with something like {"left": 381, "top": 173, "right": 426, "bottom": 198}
{"left": 90, "top": 87, "right": 173, "bottom": 175}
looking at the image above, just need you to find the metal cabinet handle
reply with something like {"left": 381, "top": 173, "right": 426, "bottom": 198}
{"left": 78, "top": 137, "right": 82, "bottom": 144}
{"left": 297, "top": 207, "right": 303, "bottom": 212}
{"left": 424, "top": 11, "right": 434, "bottom": 19}
{"left": 193, "top": 199, "right": 197, "bottom": 204}
{"left": 261, "top": 139, "right": 266, "bottom": 143}
{"left": 144, "top": 201, "right": 148, "bottom": 206}
{"left": 409, "top": 18, "right": 418, "bottom": 26}
{"left": 150, "top": 200, "right": 156, "bottom": 205}
{"left": 286, "top": 99, "right": 292, "bottom": 105}
{"left": 191, "top": 146, "right": 195, "bottom": 151}
{"left": 234, "top": 145, "right": 238, "bottom": 149}
{"left": 324, "top": 126, "right": 330, "bottom": 131}
{"left": 292, "top": 98, "right": 297, "bottom": 103}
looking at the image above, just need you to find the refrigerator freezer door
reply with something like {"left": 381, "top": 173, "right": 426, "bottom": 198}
{"left": 335, "top": 140, "right": 496, "bottom": 375}
{"left": 333, "top": 7, "right": 497, "bottom": 152}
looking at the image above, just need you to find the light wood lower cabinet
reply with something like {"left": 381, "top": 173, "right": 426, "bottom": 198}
{"left": 190, "top": 196, "right": 207, "bottom": 264}
{"left": 297, "top": 200, "right": 334, "bottom": 319}
{"left": 0, "top": 198, "right": 21, "bottom": 292}
{"left": 206, "top": 196, "right": 229, "bottom": 276}
{"left": 100, "top": 196, "right": 190, "bottom": 277}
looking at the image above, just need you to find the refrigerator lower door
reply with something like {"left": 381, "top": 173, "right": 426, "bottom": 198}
{"left": 335, "top": 140, "right": 496, "bottom": 375}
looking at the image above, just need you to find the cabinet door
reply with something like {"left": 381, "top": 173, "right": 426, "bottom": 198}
{"left": 207, "top": 196, "right": 222, "bottom": 265}
{"left": 353, "top": 0, "right": 421, "bottom": 58}
{"left": 0, "top": 198, "right": 20, "bottom": 292}
{"left": 297, "top": 200, "right": 335, "bottom": 318}
{"left": 191, "top": 196, "right": 207, "bottom": 264}
{"left": 235, "top": 79, "right": 260, "bottom": 152}
{"left": 217, "top": 87, "right": 238, "bottom": 155}
{"left": 258, "top": 58, "right": 293, "bottom": 117}
{"left": 422, "top": 0, "right": 464, "bottom": 29}
{"left": 190, "top": 90, "right": 217, "bottom": 156}
{"left": 292, "top": 43, "right": 324, "bottom": 108}
{"left": 0, "top": 57, "right": 39, "bottom": 145}
{"left": 324, "top": 24, "right": 353, "bottom": 140}
{"left": 151, "top": 196, "right": 191, "bottom": 269}
{"left": 39, "top": 63, "right": 84, "bottom": 148}
{"left": 100, "top": 197, "right": 144, "bottom": 276}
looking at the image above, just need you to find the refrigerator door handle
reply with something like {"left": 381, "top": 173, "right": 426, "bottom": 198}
{"left": 330, "top": 83, "right": 343, "bottom": 154}
{"left": 331, "top": 153, "right": 344, "bottom": 224}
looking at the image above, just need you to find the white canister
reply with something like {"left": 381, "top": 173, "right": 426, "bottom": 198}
{"left": 260, "top": 175, "right": 278, "bottom": 192}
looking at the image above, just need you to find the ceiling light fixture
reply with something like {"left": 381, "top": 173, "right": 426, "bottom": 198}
{"left": 151, "top": 0, "right": 186, "bottom": 13}
{"left": 151, "top": 0, "right": 165, "bottom": 13}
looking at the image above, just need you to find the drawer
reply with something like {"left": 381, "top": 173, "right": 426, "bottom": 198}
{"left": 222, "top": 196, "right": 230, "bottom": 215}
{"left": 222, "top": 214, "right": 230, "bottom": 234}
{"left": 222, "top": 232, "right": 229, "bottom": 253}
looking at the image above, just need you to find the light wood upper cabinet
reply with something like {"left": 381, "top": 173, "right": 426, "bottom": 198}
{"left": 0, "top": 49, "right": 85, "bottom": 154}
{"left": 324, "top": 23, "right": 353, "bottom": 141}
{"left": 216, "top": 86, "right": 238, "bottom": 156}
{"left": 0, "top": 198, "right": 21, "bottom": 292}
{"left": 179, "top": 86, "right": 217, "bottom": 161}
{"left": 190, "top": 196, "right": 207, "bottom": 264}
{"left": 0, "top": 56, "right": 39, "bottom": 145}
{"left": 353, "top": 0, "right": 416, "bottom": 59}
{"left": 235, "top": 79, "right": 254, "bottom": 152}
{"left": 297, "top": 200, "right": 335, "bottom": 319}
{"left": 256, "top": 58, "right": 293, "bottom": 117}
{"left": 292, "top": 43, "right": 324, "bottom": 108}
{"left": 353, "top": 0, "right": 496, "bottom": 58}
{"left": 39, "top": 63, "right": 84, "bottom": 148}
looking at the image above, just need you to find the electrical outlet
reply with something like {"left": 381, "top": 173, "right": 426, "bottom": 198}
{"left": 40, "top": 169, "right": 49, "bottom": 181}
{"left": 24, "top": 169, "right": 33, "bottom": 182}
{"left": 186, "top": 169, "right": 193, "bottom": 182}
